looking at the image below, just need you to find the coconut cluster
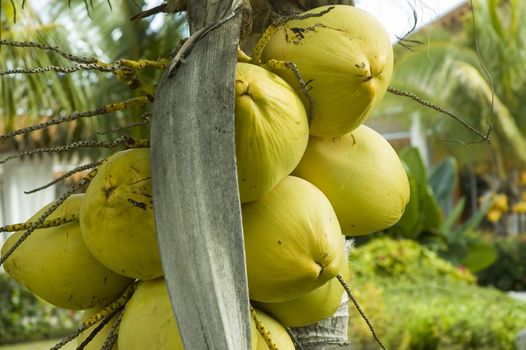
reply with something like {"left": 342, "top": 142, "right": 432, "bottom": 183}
{"left": 0, "top": 4, "right": 410, "bottom": 348}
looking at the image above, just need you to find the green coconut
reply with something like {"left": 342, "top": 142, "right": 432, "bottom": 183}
{"left": 119, "top": 278, "right": 259, "bottom": 350}
{"left": 293, "top": 125, "right": 410, "bottom": 235}
{"left": 80, "top": 148, "right": 163, "bottom": 280}
{"left": 260, "top": 5, "right": 393, "bottom": 137}
{"left": 118, "top": 279, "right": 183, "bottom": 350}
{"left": 1, "top": 194, "right": 132, "bottom": 310}
{"left": 253, "top": 249, "right": 350, "bottom": 327}
{"left": 242, "top": 176, "right": 344, "bottom": 302}
{"left": 235, "top": 62, "right": 309, "bottom": 203}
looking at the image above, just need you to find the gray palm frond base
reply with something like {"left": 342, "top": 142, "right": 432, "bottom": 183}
{"left": 290, "top": 240, "right": 352, "bottom": 350}
{"left": 290, "top": 293, "right": 350, "bottom": 349}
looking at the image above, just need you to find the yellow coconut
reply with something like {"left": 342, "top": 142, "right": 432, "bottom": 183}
{"left": 260, "top": 5, "right": 393, "bottom": 137}
{"left": 1, "top": 194, "right": 132, "bottom": 310}
{"left": 253, "top": 249, "right": 349, "bottom": 327}
{"left": 119, "top": 278, "right": 259, "bottom": 350}
{"left": 80, "top": 148, "right": 162, "bottom": 280}
{"left": 242, "top": 176, "right": 344, "bottom": 302}
{"left": 235, "top": 62, "right": 309, "bottom": 203}
{"left": 253, "top": 308, "right": 295, "bottom": 350}
{"left": 78, "top": 307, "right": 118, "bottom": 350}
{"left": 293, "top": 125, "right": 410, "bottom": 235}
{"left": 118, "top": 279, "right": 183, "bottom": 350}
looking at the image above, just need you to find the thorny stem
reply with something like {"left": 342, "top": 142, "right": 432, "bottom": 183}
{"left": 101, "top": 307, "right": 126, "bottom": 350}
{"left": 117, "top": 58, "right": 169, "bottom": 71}
{"left": 83, "top": 282, "right": 137, "bottom": 327}
{"left": 76, "top": 307, "right": 120, "bottom": 350}
{"left": 24, "top": 160, "right": 104, "bottom": 195}
{"left": 250, "top": 306, "right": 278, "bottom": 350}
{"left": 336, "top": 274, "right": 387, "bottom": 350}
{"left": 0, "top": 168, "right": 98, "bottom": 267}
{"left": 0, "top": 39, "right": 98, "bottom": 64}
{"left": 51, "top": 282, "right": 137, "bottom": 350}
{"left": 0, "top": 96, "right": 150, "bottom": 141}
{"left": 387, "top": 87, "right": 490, "bottom": 143}
{"left": 0, "top": 214, "right": 78, "bottom": 233}
{"left": 96, "top": 113, "right": 151, "bottom": 135}
{"left": 50, "top": 325, "right": 90, "bottom": 350}
{"left": 0, "top": 63, "right": 118, "bottom": 76}
{"left": 0, "top": 136, "right": 148, "bottom": 164}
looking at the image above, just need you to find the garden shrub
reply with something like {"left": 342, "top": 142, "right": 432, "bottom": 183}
{"left": 0, "top": 272, "right": 80, "bottom": 344}
{"left": 348, "top": 238, "right": 526, "bottom": 349}
{"left": 477, "top": 234, "right": 526, "bottom": 291}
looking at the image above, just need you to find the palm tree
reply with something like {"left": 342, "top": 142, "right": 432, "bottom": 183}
{"left": 1, "top": 0, "right": 185, "bottom": 154}
{"left": 372, "top": 0, "right": 526, "bottom": 231}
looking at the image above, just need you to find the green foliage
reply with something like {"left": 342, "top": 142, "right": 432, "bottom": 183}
{"left": 350, "top": 237, "right": 476, "bottom": 284}
{"left": 374, "top": 0, "right": 526, "bottom": 201}
{"left": 477, "top": 234, "right": 526, "bottom": 291}
{"left": 393, "top": 147, "right": 442, "bottom": 239}
{"left": 384, "top": 147, "right": 496, "bottom": 273}
{"left": 0, "top": 273, "right": 80, "bottom": 345}
{"left": 429, "top": 157, "right": 457, "bottom": 213}
{"left": 348, "top": 238, "right": 526, "bottom": 350}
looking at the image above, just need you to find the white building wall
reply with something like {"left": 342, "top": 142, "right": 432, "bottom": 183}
{"left": 0, "top": 156, "right": 56, "bottom": 246}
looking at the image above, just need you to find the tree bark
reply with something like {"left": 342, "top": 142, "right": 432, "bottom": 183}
{"left": 151, "top": 1, "right": 250, "bottom": 349}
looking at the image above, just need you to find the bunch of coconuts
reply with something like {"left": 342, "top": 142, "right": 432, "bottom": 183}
{"left": 0, "top": 5, "right": 409, "bottom": 349}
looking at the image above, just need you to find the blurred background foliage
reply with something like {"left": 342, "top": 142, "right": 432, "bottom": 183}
{"left": 372, "top": 0, "right": 526, "bottom": 234}
{"left": 0, "top": 0, "right": 185, "bottom": 159}
{"left": 0, "top": 272, "right": 80, "bottom": 344}
{"left": 348, "top": 238, "right": 526, "bottom": 349}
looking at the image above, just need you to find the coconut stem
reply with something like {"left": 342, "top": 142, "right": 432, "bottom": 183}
{"left": 250, "top": 306, "right": 278, "bottom": 350}
{"left": 0, "top": 136, "right": 146, "bottom": 165}
{"left": 96, "top": 112, "right": 151, "bottom": 136}
{"left": 0, "top": 63, "right": 118, "bottom": 76}
{"left": 387, "top": 87, "right": 490, "bottom": 143}
{"left": 0, "top": 214, "right": 78, "bottom": 233}
{"left": 0, "top": 96, "right": 150, "bottom": 141}
{"left": 76, "top": 307, "right": 121, "bottom": 350}
{"left": 264, "top": 58, "right": 314, "bottom": 122}
{"left": 50, "top": 282, "right": 137, "bottom": 350}
{"left": 100, "top": 306, "right": 126, "bottom": 350}
{"left": 0, "top": 39, "right": 98, "bottom": 64}
{"left": 24, "top": 160, "right": 105, "bottom": 195}
{"left": 336, "top": 274, "right": 386, "bottom": 350}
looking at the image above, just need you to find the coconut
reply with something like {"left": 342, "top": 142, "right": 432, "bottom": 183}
{"left": 119, "top": 278, "right": 260, "bottom": 350}
{"left": 242, "top": 176, "right": 344, "bottom": 302}
{"left": 293, "top": 125, "right": 410, "bottom": 235}
{"left": 80, "top": 148, "right": 162, "bottom": 280}
{"left": 253, "top": 248, "right": 349, "bottom": 327}
{"left": 118, "top": 279, "right": 184, "bottom": 350}
{"left": 235, "top": 62, "right": 309, "bottom": 203}
{"left": 1, "top": 194, "right": 132, "bottom": 310}
{"left": 260, "top": 5, "right": 393, "bottom": 137}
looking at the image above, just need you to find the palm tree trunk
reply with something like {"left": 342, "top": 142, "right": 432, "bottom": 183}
{"left": 151, "top": 1, "right": 250, "bottom": 349}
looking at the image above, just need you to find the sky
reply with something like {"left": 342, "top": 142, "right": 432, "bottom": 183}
{"left": 355, "top": 0, "right": 467, "bottom": 42}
